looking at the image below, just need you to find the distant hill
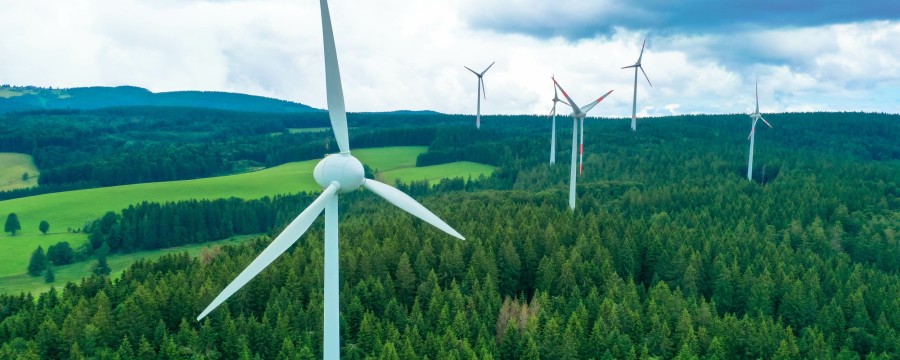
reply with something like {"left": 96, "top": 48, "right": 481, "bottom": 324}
{"left": 0, "top": 85, "right": 321, "bottom": 113}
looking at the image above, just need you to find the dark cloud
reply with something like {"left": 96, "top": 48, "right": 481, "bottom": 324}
{"left": 466, "top": 0, "right": 900, "bottom": 39}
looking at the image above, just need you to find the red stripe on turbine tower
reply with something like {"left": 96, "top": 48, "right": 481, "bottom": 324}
{"left": 579, "top": 144, "right": 584, "bottom": 174}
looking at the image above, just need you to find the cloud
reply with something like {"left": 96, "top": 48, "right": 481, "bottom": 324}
{"left": 462, "top": 0, "right": 900, "bottom": 39}
{"left": 0, "top": 0, "right": 897, "bottom": 117}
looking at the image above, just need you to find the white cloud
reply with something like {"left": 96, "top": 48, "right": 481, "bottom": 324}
{"left": 0, "top": 0, "right": 897, "bottom": 116}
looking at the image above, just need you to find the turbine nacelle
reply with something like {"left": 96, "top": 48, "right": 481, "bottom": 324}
{"left": 314, "top": 154, "right": 366, "bottom": 193}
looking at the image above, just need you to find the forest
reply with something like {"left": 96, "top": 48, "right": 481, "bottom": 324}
{"left": 0, "top": 109, "right": 898, "bottom": 359}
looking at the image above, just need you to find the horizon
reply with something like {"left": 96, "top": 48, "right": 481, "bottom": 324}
{"left": 3, "top": 83, "right": 899, "bottom": 117}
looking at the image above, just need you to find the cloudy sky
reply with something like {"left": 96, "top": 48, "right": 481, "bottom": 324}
{"left": 1, "top": 0, "right": 898, "bottom": 116}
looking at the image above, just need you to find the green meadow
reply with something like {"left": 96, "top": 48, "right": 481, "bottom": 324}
{"left": 0, "top": 235, "right": 259, "bottom": 295}
{"left": 0, "top": 88, "right": 24, "bottom": 98}
{"left": 0, "top": 153, "right": 40, "bottom": 191}
{"left": 0, "top": 146, "right": 493, "bottom": 290}
{"left": 378, "top": 161, "right": 495, "bottom": 186}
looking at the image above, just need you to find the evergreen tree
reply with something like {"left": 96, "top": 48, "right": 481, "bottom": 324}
{"left": 27, "top": 246, "right": 48, "bottom": 276}
{"left": 92, "top": 256, "right": 111, "bottom": 276}
{"left": 44, "top": 266, "right": 55, "bottom": 283}
{"left": 5, "top": 213, "right": 21, "bottom": 235}
{"left": 39, "top": 220, "right": 50, "bottom": 234}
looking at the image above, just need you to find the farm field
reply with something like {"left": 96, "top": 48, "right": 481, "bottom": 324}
{"left": 378, "top": 161, "right": 495, "bottom": 185}
{"left": 0, "top": 153, "right": 39, "bottom": 191}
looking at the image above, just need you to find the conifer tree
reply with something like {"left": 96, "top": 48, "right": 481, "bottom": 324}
{"left": 28, "top": 246, "right": 48, "bottom": 276}
{"left": 4, "top": 213, "right": 21, "bottom": 235}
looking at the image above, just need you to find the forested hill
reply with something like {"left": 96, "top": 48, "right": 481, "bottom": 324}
{"left": 0, "top": 85, "right": 319, "bottom": 113}
{"left": 0, "top": 110, "right": 899, "bottom": 358}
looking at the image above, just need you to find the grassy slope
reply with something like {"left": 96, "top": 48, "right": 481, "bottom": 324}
{"left": 0, "top": 88, "right": 24, "bottom": 99}
{"left": 378, "top": 161, "right": 495, "bottom": 186}
{"left": 0, "top": 235, "right": 258, "bottom": 295}
{"left": 0, "top": 153, "right": 40, "bottom": 191}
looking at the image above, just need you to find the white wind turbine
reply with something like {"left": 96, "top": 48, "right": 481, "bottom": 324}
{"left": 465, "top": 62, "right": 495, "bottom": 129}
{"left": 196, "top": 1, "right": 465, "bottom": 359}
{"left": 621, "top": 38, "right": 652, "bottom": 131}
{"left": 747, "top": 81, "right": 772, "bottom": 181}
{"left": 552, "top": 77, "right": 614, "bottom": 210}
{"left": 548, "top": 76, "right": 570, "bottom": 165}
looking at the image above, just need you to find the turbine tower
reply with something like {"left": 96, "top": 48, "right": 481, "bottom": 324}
{"left": 552, "top": 77, "right": 613, "bottom": 210}
{"left": 197, "top": 2, "right": 465, "bottom": 359}
{"left": 548, "top": 76, "right": 570, "bottom": 165}
{"left": 622, "top": 38, "right": 652, "bottom": 131}
{"left": 747, "top": 81, "right": 772, "bottom": 181}
{"left": 465, "top": 62, "right": 495, "bottom": 129}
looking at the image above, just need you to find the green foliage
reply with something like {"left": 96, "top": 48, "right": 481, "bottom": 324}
{"left": 43, "top": 266, "right": 54, "bottom": 283}
{"left": 91, "top": 256, "right": 111, "bottom": 276}
{"left": 26, "top": 246, "right": 48, "bottom": 276}
{"left": 38, "top": 220, "right": 49, "bottom": 234}
{"left": 46, "top": 241, "right": 75, "bottom": 265}
{"left": 0, "top": 111, "right": 897, "bottom": 359}
{"left": 4, "top": 213, "right": 20, "bottom": 235}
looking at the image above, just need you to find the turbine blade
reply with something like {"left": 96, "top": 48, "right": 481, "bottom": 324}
{"left": 638, "top": 37, "right": 647, "bottom": 62}
{"left": 761, "top": 117, "right": 773, "bottom": 128}
{"left": 552, "top": 77, "right": 581, "bottom": 113}
{"left": 481, "top": 61, "right": 495, "bottom": 75}
{"left": 197, "top": 182, "right": 340, "bottom": 320}
{"left": 320, "top": 0, "right": 350, "bottom": 153}
{"left": 464, "top": 66, "right": 479, "bottom": 76}
{"left": 622, "top": 65, "right": 638, "bottom": 69}
{"left": 363, "top": 179, "right": 465, "bottom": 240}
{"left": 640, "top": 66, "right": 652, "bottom": 87}
{"left": 579, "top": 90, "right": 614, "bottom": 114}
{"left": 748, "top": 129, "right": 753, "bottom": 140}
{"left": 481, "top": 78, "right": 486, "bottom": 99}
{"left": 755, "top": 81, "right": 759, "bottom": 113}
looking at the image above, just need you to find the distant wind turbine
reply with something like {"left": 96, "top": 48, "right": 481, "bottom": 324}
{"left": 197, "top": 1, "right": 465, "bottom": 359}
{"left": 622, "top": 38, "right": 652, "bottom": 132}
{"left": 552, "top": 77, "right": 614, "bottom": 210}
{"left": 747, "top": 81, "right": 772, "bottom": 181}
{"left": 548, "top": 75, "right": 570, "bottom": 165}
{"left": 465, "top": 62, "right": 495, "bottom": 129}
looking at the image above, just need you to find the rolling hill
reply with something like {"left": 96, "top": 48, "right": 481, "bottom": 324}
{"left": 0, "top": 85, "right": 320, "bottom": 113}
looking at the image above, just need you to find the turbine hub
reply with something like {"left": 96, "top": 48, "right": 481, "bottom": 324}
{"left": 313, "top": 153, "right": 365, "bottom": 193}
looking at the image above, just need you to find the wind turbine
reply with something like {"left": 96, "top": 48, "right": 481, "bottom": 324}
{"left": 747, "top": 81, "right": 772, "bottom": 181}
{"left": 196, "top": 2, "right": 465, "bottom": 359}
{"left": 621, "top": 38, "right": 652, "bottom": 131}
{"left": 552, "top": 77, "right": 614, "bottom": 210}
{"left": 548, "top": 75, "right": 570, "bottom": 165}
{"left": 465, "top": 62, "right": 495, "bottom": 129}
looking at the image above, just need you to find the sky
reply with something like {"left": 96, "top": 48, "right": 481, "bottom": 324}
{"left": 1, "top": 0, "right": 898, "bottom": 116}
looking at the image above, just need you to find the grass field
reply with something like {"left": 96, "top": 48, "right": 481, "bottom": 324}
{"left": 0, "top": 234, "right": 259, "bottom": 295}
{"left": 379, "top": 161, "right": 495, "bottom": 186}
{"left": 0, "top": 88, "right": 24, "bottom": 98}
{"left": 0, "top": 153, "right": 40, "bottom": 191}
